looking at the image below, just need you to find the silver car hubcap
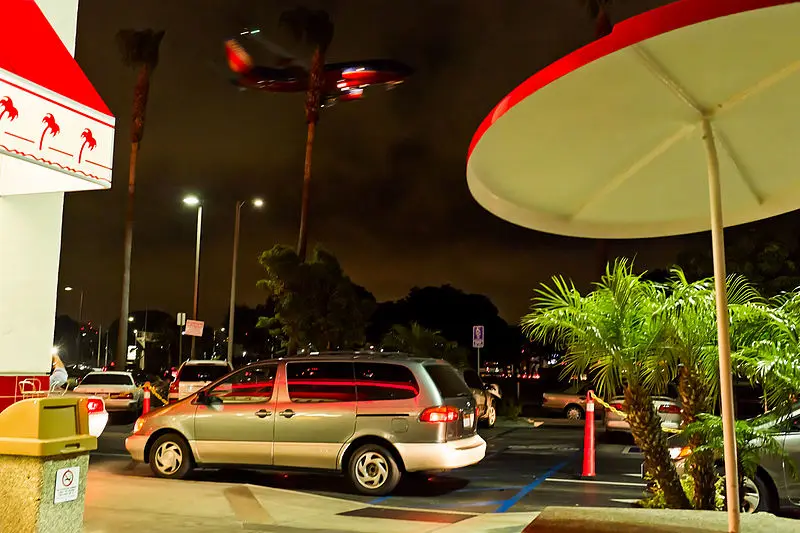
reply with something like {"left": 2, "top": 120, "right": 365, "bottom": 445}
{"left": 488, "top": 404, "right": 497, "bottom": 425}
{"left": 567, "top": 408, "right": 582, "bottom": 420}
{"left": 741, "top": 477, "right": 760, "bottom": 513}
{"left": 355, "top": 452, "right": 389, "bottom": 489}
{"left": 155, "top": 441, "right": 183, "bottom": 475}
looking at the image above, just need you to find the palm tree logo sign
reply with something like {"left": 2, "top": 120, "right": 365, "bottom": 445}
{"left": 78, "top": 128, "right": 97, "bottom": 163}
{"left": 0, "top": 97, "right": 18, "bottom": 122}
{"left": 39, "top": 113, "right": 60, "bottom": 151}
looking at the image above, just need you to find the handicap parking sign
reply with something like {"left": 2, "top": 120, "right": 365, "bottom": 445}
{"left": 472, "top": 325, "right": 484, "bottom": 348}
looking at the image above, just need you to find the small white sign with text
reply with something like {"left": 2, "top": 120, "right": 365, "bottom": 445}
{"left": 54, "top": 466, "right": 79, "bottom": 504}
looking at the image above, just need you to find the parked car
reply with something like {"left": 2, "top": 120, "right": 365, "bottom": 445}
{"left": 669, "top": 405, "right": 800, "bottom": 514}
{"left": 18, "top": 378, "right": 108, "bottom": 437}
{"left": 127, "top": 353, "right": 486, "bottom": 496}
{"left": 169, "top": 360, "right": 232, "bottom": 402}
{"left": 73, "top": 371, "right": 143, "bottom": 414}
{"left": 541, "top": 381, "right": 593, "bottom": 420}
{"left": 462, "top": 368, "right": 501, "bottom": 427}
{"left": 604, "top": 395, "right": 682, "bottom": 435}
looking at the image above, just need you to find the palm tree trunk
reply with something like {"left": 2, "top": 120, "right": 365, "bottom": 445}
{"left": 679, "top": 366, "right": 716, "bottom": 510}
{"left": 116, "top": 140, "right": 138, "bottom": 369}
{"left": 594, "top": 6, "right": 613, "bottom": 38}
{"left": 296, "top": 119, "right": 316, "bottom": 261}
{"left": 116, "top": 64, "right": 151, "bottom": 369}
{"left": 625, "top": 385, "right": 691, "bottom": 509}
{"left": 297, "top": 47, "right": 324, "bottom": 262}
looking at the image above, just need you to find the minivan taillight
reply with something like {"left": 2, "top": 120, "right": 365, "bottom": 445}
{"left": 87, "top": 398, "right": 104, "bottom": 414}
{"left": 169, "top": 380, "right": 179, "bottom": 394}
{"left": 658, "top": 404, "right": 682, "bottom": 415}
{"left": 420, "top": 406, "right": 460, "bottom": 423}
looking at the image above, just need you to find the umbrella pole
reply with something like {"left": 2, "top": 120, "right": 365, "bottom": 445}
{"left": 702, "top": 118, "right": 740, "bottom": 533}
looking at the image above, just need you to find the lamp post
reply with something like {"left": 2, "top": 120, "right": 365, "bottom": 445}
{"left": 183, "top": 195, "right": 203, "bottom": 359}
{"left": 64, "top": 286, "right": 84, "bottom": 323}
{"left": 227, "top": 198, "right": 264, "bottom": 366}
{"left": 64, "top": 286, "right": 84, "bottom": 361}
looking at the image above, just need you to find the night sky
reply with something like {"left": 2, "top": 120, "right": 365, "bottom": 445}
{"left": 56, "top": 0, "right": 692, "bottom": 328}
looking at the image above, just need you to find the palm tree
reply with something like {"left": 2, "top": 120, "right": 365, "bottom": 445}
{"left": 278, "top": 7, "right": 334, "bottom": 261}
{"left": 78, "top": 128, "right": 97, "bottom": 163}
{"left": 382, "top": 323, "right": 468, "bottom": 368}
{"left": 115, "top": 29, "right": 165, "bottom": 369}
{"left": 522, "top": 259, "right": 691, "bottom": 509}
{"left": 659, "top": 269, "right": 763, "bottom": 509}
{"left": 39, "top": 113, "right": 60, "bottom": 150}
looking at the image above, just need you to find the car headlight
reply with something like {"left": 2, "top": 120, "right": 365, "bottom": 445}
{"left": 133, "top": 417, "right": 146, "bottom": 435}
{"left": 669, "top": 446, "right": 692, "bottom": 461}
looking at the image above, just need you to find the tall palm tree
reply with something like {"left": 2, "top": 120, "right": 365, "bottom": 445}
{"left": 660, "top": 269, "right": 763, "bottom": 509}
{"left": 522, "top": 259, "right": 691, "bottom": 509}
{"left": 279, "top": 8, "right": 334, "bottom": 261}
{"left": 115, "top": 29, "right": 165, "bottom": 368}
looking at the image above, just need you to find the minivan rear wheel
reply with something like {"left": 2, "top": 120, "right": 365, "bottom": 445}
{"left": 347, "top": 444, "right": 401, "bottom": 496}
{"left": 149, "top": 433, "right": 193, "bottom": 480}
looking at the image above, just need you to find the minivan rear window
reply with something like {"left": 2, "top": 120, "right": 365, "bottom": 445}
{"left": 179, "top": 365, "right": 230, "bottom": 382}
{"left": 423, "top": 365, "right": 471, "bottom": 398}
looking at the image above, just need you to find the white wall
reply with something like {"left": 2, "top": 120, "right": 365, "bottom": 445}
{"left": 0, "top": 0, "right": 79, "bottom": 375}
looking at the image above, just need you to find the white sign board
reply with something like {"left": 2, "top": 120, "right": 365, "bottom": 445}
{"left": 176, "top": 312, "right": 186, "bottom": 326}
{"left": 472, "top": 325, "right": 485, "bottom": 349}
{"left": 54, "top": 466, "right": 79, "bottom": 504}
{"left": 184, "top": 319, "right": 204, "bottom": 337}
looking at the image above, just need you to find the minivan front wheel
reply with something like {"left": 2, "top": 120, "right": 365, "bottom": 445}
{"left": 149, "top": 433, "right": 193, "bottom": 480}
{"left": 348, "top": 444, "right": 401, "bottom": 496}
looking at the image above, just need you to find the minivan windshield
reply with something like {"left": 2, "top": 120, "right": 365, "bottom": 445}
{"left": 424, "top": 365, "right": 471, "bottom": 398}
{"left": 179, "top": 364, "right": 230, "bottom": 382}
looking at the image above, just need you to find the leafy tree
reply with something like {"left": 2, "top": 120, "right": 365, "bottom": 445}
{"left": 659, "top": 269, "right": 763, "bottom": 509}
{"left": 279, "top": 8, "right": 334, "bottom": 261}
{"left": 677, "top": 219, "right": 800, "bottom": 297}
{"left": 382, "top": 323, "right": 468, "bottom": 368}
{"left": 522, "top": 259, "right": 690, "bottom": 509}
{"left": 115, "top": 29, "right": 166, "bottom": 368}
{"left": 683, "top": 414, "right": 794, "bottom": 512}
{"left": 257, "top": 245, "right": 375, "bottom": 353}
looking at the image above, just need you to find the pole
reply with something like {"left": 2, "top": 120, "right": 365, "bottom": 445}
{"left": 582, "top": 390, "right": 596, "bottom": 477}
{"left": 702, "top": 118, "right": 740, "bottom": 533}
{"left": 227, "top": 201, "right": 243, "bottom": 366}
{"left": 78, "top": 290, "right": 84, "bottom": 323}
{"left": 190, "top": 205, "right": 203, "bottom": 359}
{"left": 477, "top": 347, "right": 481, "bottom": 372}
{"left": 97, "top": 324, "right": 102, "bottom": 367}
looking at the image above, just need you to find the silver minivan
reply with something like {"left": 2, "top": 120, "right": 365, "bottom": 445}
{"left": 126, "top": 353, "right": 486, "bottom": 495}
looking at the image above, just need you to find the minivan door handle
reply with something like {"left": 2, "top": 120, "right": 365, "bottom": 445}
{"left": 279, "top": 409, "right": 295, "bottom": 418}
{"left": 255, "top": 409, "right": 271, "bottom": 418}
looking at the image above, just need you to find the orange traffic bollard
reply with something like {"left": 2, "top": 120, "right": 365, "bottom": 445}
{"left": 582, "top": 390, "right": 596, "bottom": 477}
{"left": 142, "top": 381, "right": 151, "bottom": 414}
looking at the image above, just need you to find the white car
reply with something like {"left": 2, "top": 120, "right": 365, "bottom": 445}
{"left": 603, "top": 395, "right": 682, "bottom": 434}
{"left": 73, "top": 371, "right": 143, "bottom": 413}
{"left": 168, "top": 360, "right": 232, "bottom": 402}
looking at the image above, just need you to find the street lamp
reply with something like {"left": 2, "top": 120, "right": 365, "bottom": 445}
{"left": 64, "top": 286, "right": 84, "bottom": 322}
{"left": 183, "top": 195, "right": 203, "bottom": 359}
{"left": 227, "top": 198, "right": 264, "bottom": 365}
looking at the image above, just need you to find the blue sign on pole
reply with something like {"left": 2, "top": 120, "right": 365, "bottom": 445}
{"left": 472, "top": 325, "right": 485, "bottom": 348}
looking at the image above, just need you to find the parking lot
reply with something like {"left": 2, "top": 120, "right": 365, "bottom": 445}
{"left": 92, "top": 418, "right": 648, "bottom": 514}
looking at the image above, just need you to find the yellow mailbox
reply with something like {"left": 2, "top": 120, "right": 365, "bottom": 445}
{"left": 0, "top": 396, "right": 96, "bottom": 456}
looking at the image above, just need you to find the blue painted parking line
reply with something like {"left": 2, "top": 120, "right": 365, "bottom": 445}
{"left": 368, "top": 495, "right": 391, "bottom": 505}
{"left": 494, "top": 458, "right": 572, "bottom": 513}
{"left": 453, "top": 485, "right": 523, "bottom": 494}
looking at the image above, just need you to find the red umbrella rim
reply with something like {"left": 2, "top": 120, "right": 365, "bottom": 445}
{"left": 467, "top": 0, "right": 798, "bottom": 162}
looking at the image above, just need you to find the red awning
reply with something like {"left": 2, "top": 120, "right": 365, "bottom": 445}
{"left": 0, "top": 0, "right": 110, "bottom": 116}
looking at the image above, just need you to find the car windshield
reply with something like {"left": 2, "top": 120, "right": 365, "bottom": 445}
{"left": 179, "top": 365, "right": 229, "bottom": 382}
{"left": 80, "top": 373, "right": 133, "bottom": 386}
{"left": 424, "top": 364, "right": 471, "bottom": 398}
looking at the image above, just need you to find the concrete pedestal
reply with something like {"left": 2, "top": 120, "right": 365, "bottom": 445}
{"left": 0, "top": 453, "right": 90, "bottom": 533}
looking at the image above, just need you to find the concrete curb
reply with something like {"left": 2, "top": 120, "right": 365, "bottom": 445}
{"left": 522, "top": 506, "right": 800, "bottom": 533}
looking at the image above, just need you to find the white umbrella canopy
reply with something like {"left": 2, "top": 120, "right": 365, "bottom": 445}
{"left": 467, "top": 1, "right": 800, "bottom": 531}
{"left": 468, "top": 0, "right": 800, "bottom": 238}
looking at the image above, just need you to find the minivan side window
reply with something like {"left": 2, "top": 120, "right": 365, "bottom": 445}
{"left": 287, "top": 362, "right": 356, "bottom": 403}
{"left": 208, "top": 365, "right": 277, "bottom": 404}
{"left": 355, "top": 362, "right": 419, "bottom": 401}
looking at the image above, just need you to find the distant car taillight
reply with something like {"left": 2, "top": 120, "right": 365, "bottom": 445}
{"left": 419, "top": 406, "right": 460, "bottom": 423}
{"left": 87, "top": 398, "right": 104, "bottom": 414}
{"left": 610, "top": 403, "right": 624, "bottom": 411}
{"left": 111, "top": 392, "right": 133, "bottom": 399}
{"left": 658, "top": 404, "right": 682, "bottom": 415}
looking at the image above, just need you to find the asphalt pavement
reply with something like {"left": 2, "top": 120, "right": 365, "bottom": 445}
{"left": 92, "top": 417, "right": 649, "bottom": 514}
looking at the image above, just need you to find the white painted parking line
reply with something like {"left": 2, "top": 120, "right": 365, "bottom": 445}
{"left": 91, "top": 452, "right": 130, "bottom": 457}
{"left": 623, "top": 473, "right": 643, "bottom": 478}
{"left": 545, "top": 477, "right": 647, "bottom": 487}
{"left": 609, "top": 498, "right": 641, "bottom": 504}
